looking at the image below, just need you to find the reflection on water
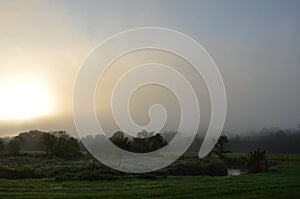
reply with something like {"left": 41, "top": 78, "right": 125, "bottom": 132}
{"left": 227, "top": 169, "right": 241, "bottom": 176}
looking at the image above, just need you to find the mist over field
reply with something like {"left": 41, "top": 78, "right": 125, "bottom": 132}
{"left": 1, "top": 0, "right": 300, "bottom": 137}
{"left": 0, "top": 1, "right": 300, "bottom": 199}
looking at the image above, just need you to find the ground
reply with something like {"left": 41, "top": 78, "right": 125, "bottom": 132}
{"left": 0, "top": 155, "right": 299, "bottom": 199}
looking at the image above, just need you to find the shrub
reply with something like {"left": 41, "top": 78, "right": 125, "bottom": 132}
{"left": 213, "top": 136, "right": 231, "bottom": 159}
{"left": 247, "top": 148, "right": 267, "bottom": 173}
{"left": 167, "top": 158, "right": 227, "bottom": 176}
{"left": 0, "top": 165, "right": 45, "bottom": 179}
{"left": 208, "top": 158, "right": 228, "bottom": 176}
{"left": 6, "top": 137, "right": 22, "bottom": 154}
{"left": 40, "top": 131, "right": 81, "bottom": 158}
{"left": 224, "top": 156, "right": 248, "bottom": 169}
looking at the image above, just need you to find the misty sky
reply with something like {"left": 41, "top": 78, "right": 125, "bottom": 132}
{"left": 0, "top": 0, "right": 300, "bottom": 137}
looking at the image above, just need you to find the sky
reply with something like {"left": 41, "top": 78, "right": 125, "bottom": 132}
{"left": 0, "top": 0, "right": 300, "bottom": 137}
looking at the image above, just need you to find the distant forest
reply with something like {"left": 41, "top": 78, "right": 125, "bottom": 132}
{"left": 189, "top": 127, "right": 300, "bottom": 154}
{"left": 0, "top": 127, "right": 299, "bottom": 154}
{"left": 226, "top": 128, "right": 300, "bottom": 154}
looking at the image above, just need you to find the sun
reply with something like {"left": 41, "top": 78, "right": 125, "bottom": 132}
{"left": 0, "top": 83, "right": 53, "bottom": 121}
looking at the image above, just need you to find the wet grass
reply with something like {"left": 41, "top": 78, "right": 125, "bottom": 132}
{"left": 0, "top": 155, "right": 299, "bottom": 198}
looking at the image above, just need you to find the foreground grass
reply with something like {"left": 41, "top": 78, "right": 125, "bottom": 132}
{"left": 0, "top": 160, "right": 299, "bottom": 199}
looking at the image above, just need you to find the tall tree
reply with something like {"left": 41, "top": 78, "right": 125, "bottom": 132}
{"left": 40, "top": 131, "right": 80, "bottom": 157}
{"left": 0, "top": 139, "right": 4, "bottom": 152}
{"left": 6, "top": 136, "right": 22, "bottom": 154}
{"left": 110, "top": 131, "right": 131, "bottom": 151}
{"left": 213, "top": 135, "right": 231, "bottom": 159}
{"left": 40, "top": 132, "right": 57, "bottom": 154}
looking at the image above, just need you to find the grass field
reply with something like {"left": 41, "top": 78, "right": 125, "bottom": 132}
{"left": 0, "top": 155, "right": 299, "bottom": 199}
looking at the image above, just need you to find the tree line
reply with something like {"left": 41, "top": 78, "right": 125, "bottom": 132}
{"left": 0, "top": 130, "right": 81, "bottom": 158}
{"left": 227, "top": 128, "right": 300, "bottom": 153}
{"left": 0, "top": 130, "right": 168, "bottom": 156}
{"left": 109, "top": 130, "right": 167, "bottom": 153}
{"left": 0, "top": 127, "right": 299, "bottom": 157}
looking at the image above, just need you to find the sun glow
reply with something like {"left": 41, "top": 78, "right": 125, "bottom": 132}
{"left": 0, "top": 82, "right": 53, "bottom": 121}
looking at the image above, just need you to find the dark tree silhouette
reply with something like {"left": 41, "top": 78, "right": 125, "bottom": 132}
{"left": 110, "top": 131, "right": 167, "bottom": 153}
{"left": 0, "top": 139, "right": 4, "bottom": 152}
{"left": 110, "top": 131, "right": 131, "bottom": 151}
{"left": 53, "top": 131, "right": 80, "bottom": 157}
{"left": 6, "top": 136, "right": 22, "bottom": 154}
{"left": 213, "top": 135, "right": 231, "bottom": 159}
{"left": 247, "top": 148, "right": 267, "bottom": 173}
{"left": 41, "top": 132, "right": 57, "bottom": 154}
{"left": 137, "top": 130, "right": 154, "bottom": 138}
{"left": 40, "top": 131, "right": 80, "bottom": 158}
{"left": 18, "top": 130, "right": 44, "bottom": 151}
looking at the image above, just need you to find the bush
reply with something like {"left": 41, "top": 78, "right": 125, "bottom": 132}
{"left": 6, "top": 137, "right": 21, "bottom": 154}
{"left": 208, "top": 159, "right": 228, "bottom": 176}
{"left": 224, "top": 156, "right": 248, "bottom": 169}
{"left": 166, "top": 158, "right": 227, "bottom": 176}
{"left": 247, "top": 148, "right": 267, "bottom": 173}
{"left": 110, "top": 131, "right": 168, "bottom": 153}
{"left": 40, "top": 131, "right": 81, "bottom": 158}
{"left": 0, "top": 165, "right": 45, "bottom": 179}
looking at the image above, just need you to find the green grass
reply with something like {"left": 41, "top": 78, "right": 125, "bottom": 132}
{"left": 0, "top": 157, "right": 299, "bottom": 198}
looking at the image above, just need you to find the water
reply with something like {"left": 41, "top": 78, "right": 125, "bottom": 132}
{"left": 227, "top": 169, "right": 242, "bottom": 176}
